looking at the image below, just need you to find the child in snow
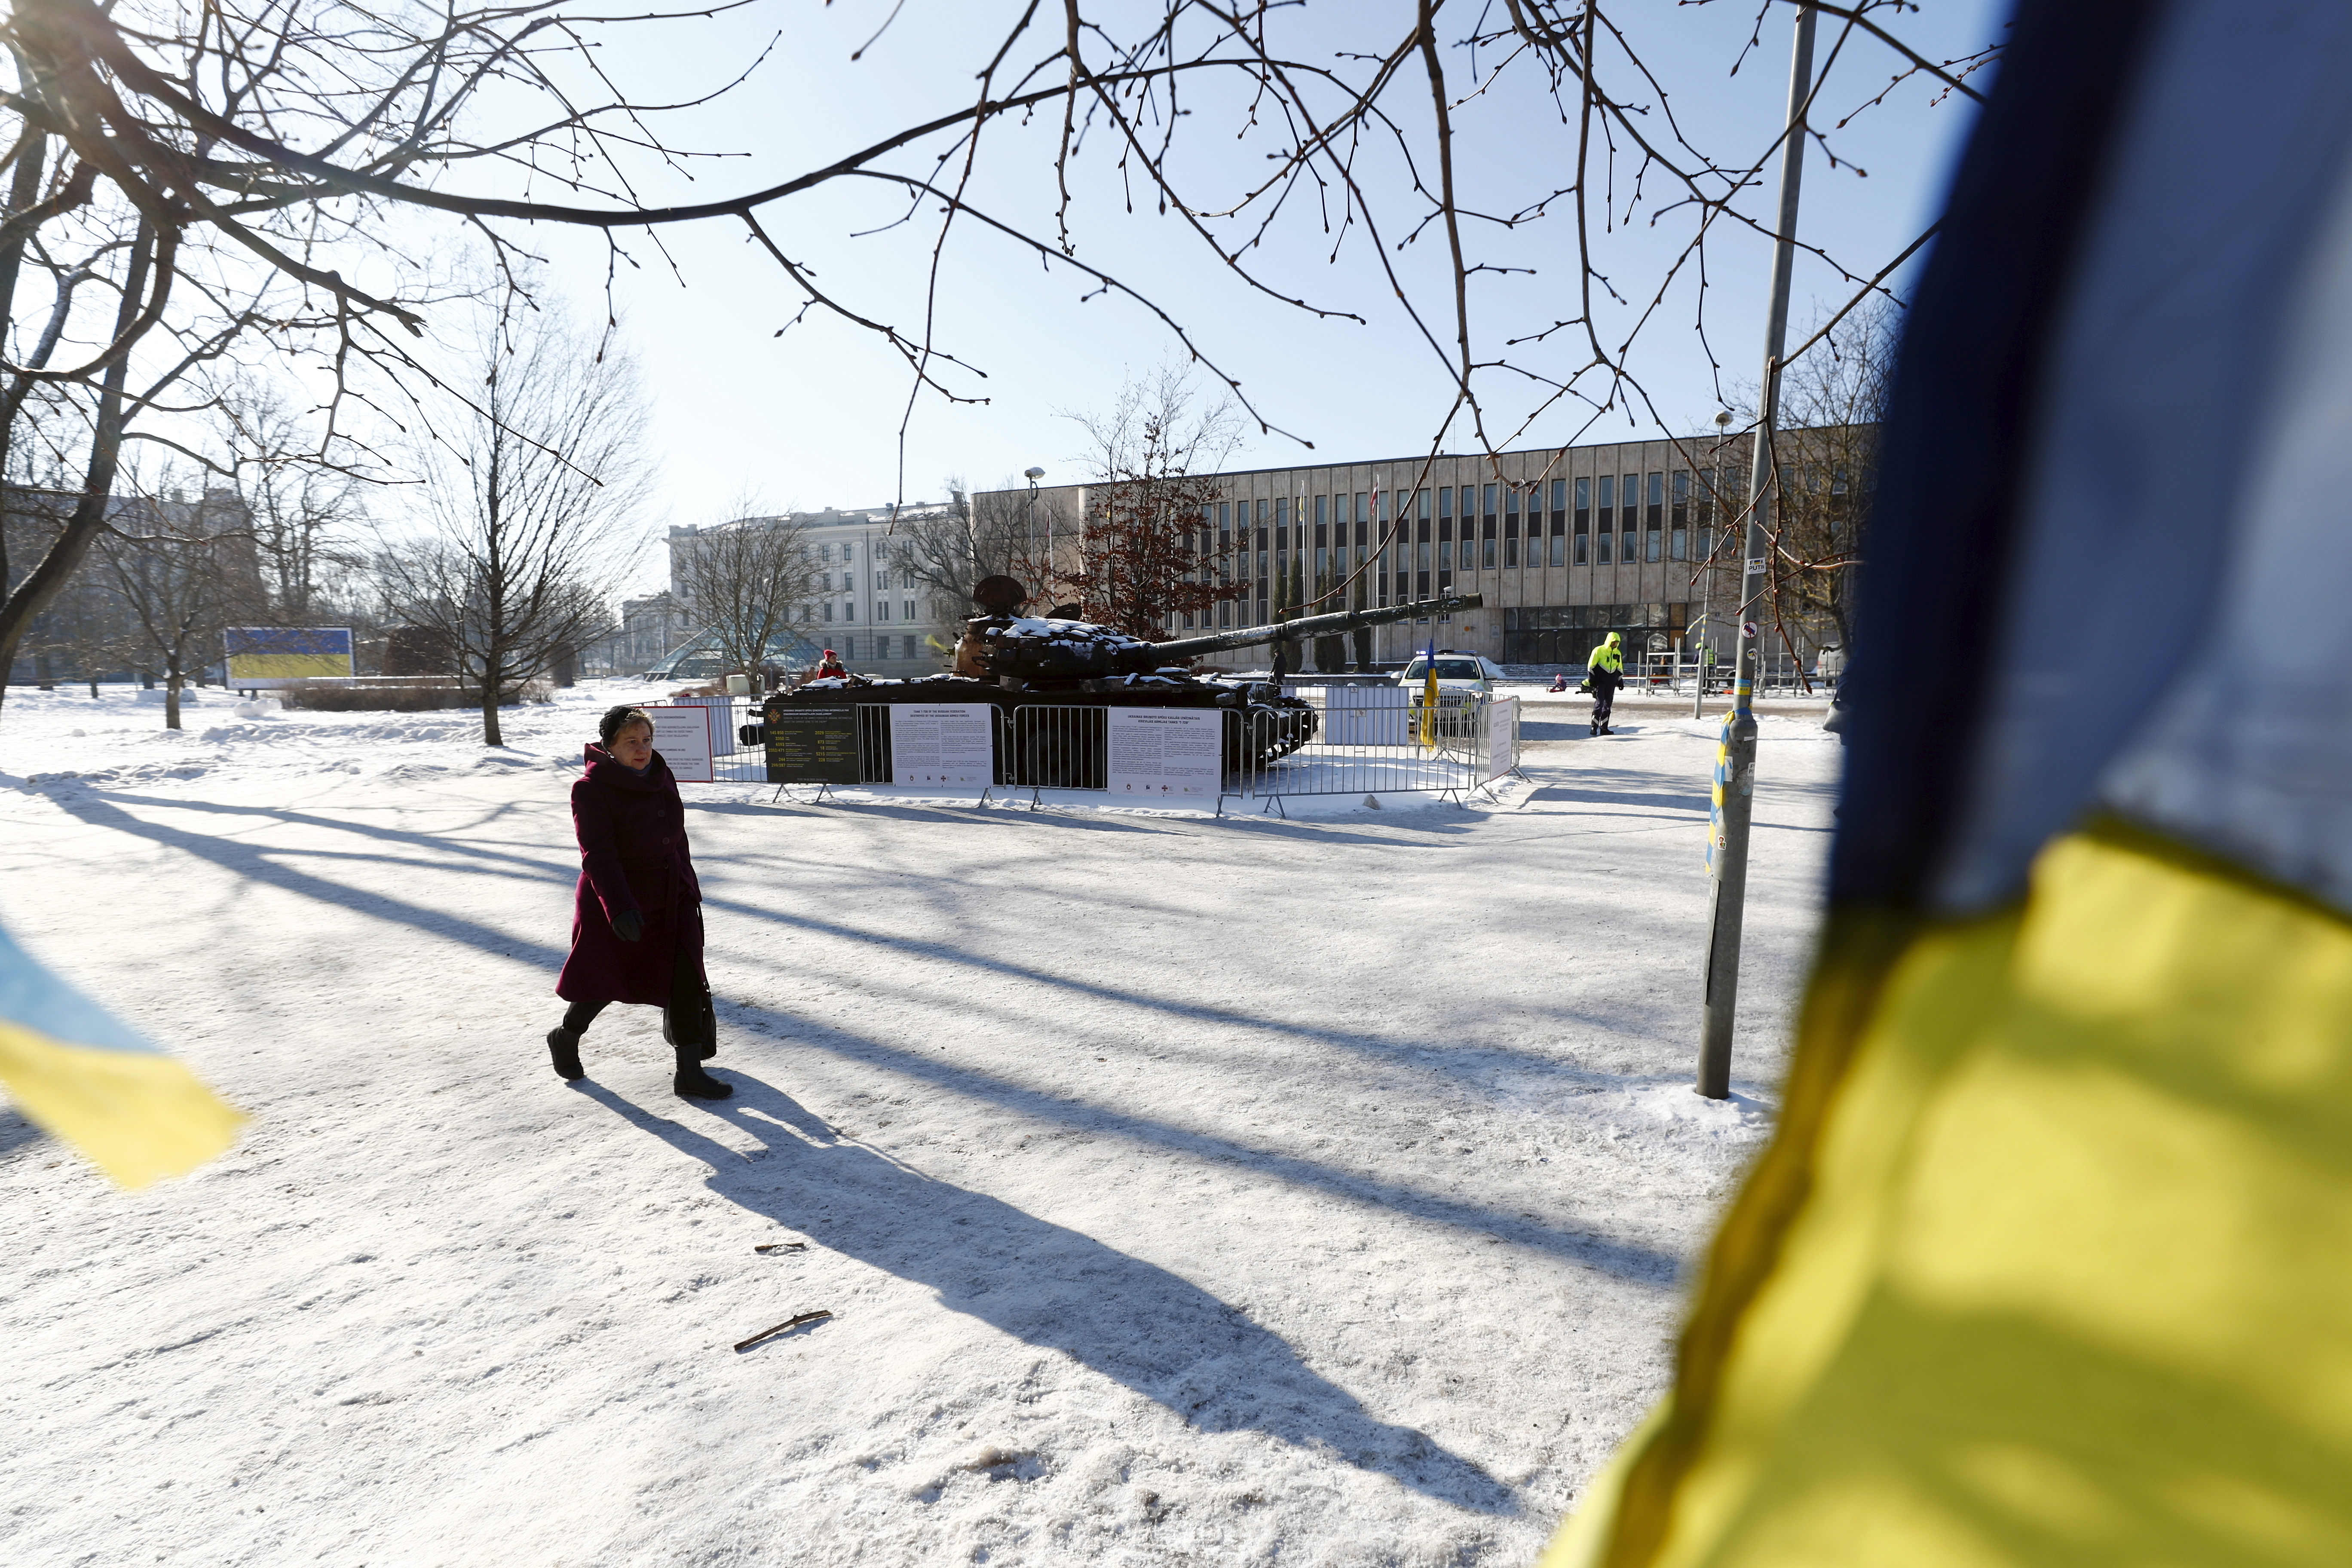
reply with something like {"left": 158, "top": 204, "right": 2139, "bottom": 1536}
{"left": 545, "top": 705, "right": 732, "bottom": 1099}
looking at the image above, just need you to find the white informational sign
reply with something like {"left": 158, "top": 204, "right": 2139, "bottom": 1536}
{"left": 888, "top": 703, "right": 995, "bottom": 786}
{"left": 1322, "top": 685, "right": 1412, "bottom": 746}
{"left": 1106, "top": 708, "right": 1224, "bottom": 799}
{"left": 1484, "top": 696, "right": 1519, "bottom": 782}
{"left": 641, "top": 703, "right": 715, "bottom": 783}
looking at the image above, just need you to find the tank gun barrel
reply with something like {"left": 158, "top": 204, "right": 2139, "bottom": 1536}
{"left": 1148, "top": 593, "right": 1484, "bottom": 661}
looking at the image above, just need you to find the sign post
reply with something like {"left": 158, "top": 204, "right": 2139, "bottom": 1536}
{"left": 1699, "top": 3, "right": 1817, "bottom": 1101}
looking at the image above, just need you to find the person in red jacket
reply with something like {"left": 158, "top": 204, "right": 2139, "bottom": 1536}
{"left": 545, "top": 705, "right": 732, "bottom": 1099}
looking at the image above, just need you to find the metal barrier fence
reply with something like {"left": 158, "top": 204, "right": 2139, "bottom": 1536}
{"left": 695, "top": 691, "right": 1522, "bottom": 812}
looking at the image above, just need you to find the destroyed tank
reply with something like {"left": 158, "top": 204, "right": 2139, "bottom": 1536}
{"left": 750, "top": 581, "right": 1485, "bottom": 790}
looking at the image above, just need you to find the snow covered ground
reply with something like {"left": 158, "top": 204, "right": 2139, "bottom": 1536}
{"left": 0, "top": 680, "right": 1840, "bottom": 1567}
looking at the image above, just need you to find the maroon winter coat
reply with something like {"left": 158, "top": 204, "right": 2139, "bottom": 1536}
{"left": 555, "top": 743, "right": 707, "bottom": 1005}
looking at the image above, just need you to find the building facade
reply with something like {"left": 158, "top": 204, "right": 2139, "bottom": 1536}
{"left": 663, "top": 503, "right": 956, "bottom": 678}
{"left": 979, "top": 435, "right": 1761, "bottom": 671}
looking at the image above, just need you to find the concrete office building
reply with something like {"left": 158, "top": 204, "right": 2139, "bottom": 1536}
{"left": 979, "top": 432, "right": 1767, "bottom": 671}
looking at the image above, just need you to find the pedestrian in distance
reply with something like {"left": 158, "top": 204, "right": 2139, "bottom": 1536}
{"left": 545, "top": 704, "right": 732, "bottom": 1099}
{"left": 1585, "top": 631, "right": 1626, "bottom": 735}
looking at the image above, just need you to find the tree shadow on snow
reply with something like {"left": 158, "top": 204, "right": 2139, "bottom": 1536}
{"left": 576, "top": 1071, "right": 1522, "bottom": 1515}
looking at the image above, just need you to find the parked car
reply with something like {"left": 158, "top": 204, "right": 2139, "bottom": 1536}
{"left": 1393, "top": 652, "right": 1505, "bottom": 697}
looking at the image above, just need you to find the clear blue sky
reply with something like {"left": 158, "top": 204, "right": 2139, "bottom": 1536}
{"left": 486, "top": 1, "right": 2008, "bottom": 591}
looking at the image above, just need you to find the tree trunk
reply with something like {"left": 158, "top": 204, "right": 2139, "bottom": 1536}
{"left": 164, "top": 662, "right": 183, "bottom": 730}
{"left": 480, "top": 659, "right": 505, "bottom": 746}
{"left": 0, "top": 220, "right": 159, "bottom": 725}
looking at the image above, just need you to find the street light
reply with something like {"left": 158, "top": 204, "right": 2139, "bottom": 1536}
{"left": 1025, "top": 467, "right": 1047, "bottom": 598}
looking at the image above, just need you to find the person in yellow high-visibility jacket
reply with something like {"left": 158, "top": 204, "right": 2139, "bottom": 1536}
{"left": 1584, "top": 632, "right": 1625, "bottom": 735}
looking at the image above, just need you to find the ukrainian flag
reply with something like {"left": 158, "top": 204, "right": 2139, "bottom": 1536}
{"left": 1547, "top": 2, "right": 2352, "bottom": 1562}
{"left": 224, "top": 626, "right": 353, "bottom": 684}
{"left": 0, "top": 922, "right": 243, "bottom": 1186}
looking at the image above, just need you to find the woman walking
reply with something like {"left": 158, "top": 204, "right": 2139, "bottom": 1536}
{"left": 546, "top": 705, "right": 732, "bottom": 1099}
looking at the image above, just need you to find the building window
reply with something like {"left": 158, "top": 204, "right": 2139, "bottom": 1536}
{"left": 1506, "top": 534, "right": 1519, "bottom": 568}
{"left": 1275, "top": 496, "right": 1288, "bottom": 530}
{"left": 821, "top": 543, "right": 835, "bottom": 563}
{"left": 1553, "top": 477, "right": 1567, "bottom": 519}
{"left": 1623, "top": 472, "right": 1641, "bottom": 557}
{"left": 878, "top": 600, "right": 891, "bottom": 621}
{"left": 1672, "top": 470, "right": 1690, "bottom": 526}
{"left": 1483, "top": 536, "right": 1497, "bottom": 570}
{"left": 1314, "top": 493, "right": 1326, "bottom": 528}
{"left": 843, "top": 603, "right": 856, "bottom": 622}
{"left": 1219, "top": 599, "right": 1232, "bottom": 628}
{"left": 1670, "top": 524, "right": 1687, "bottom": 562}
{"left": 1597, "top": 518, "right": 1613, "bottom": 565}
{"left": 1576, "top": 476, "right": 1590, "bottom": 534}
{"left": 1482, "top": 484, "right": 1496, "bottom": 520}
{"left": 1596, "top": 474, "right": 1614, "bottom": 532}
{"left": 1551, "top": 534, "right": 1567, "bottom": 569}
{"left": 903, "top": 599, "right": 916, "bottom": 620}
{"left": 823, "top": 602, "right": 834, "bottom": 622}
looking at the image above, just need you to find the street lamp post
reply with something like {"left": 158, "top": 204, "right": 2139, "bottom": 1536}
{"left": 1698, "top": 2, "right": 1817, "bottom": 1101}
{"left": 1025, "top": 466, "right": 1047, "bottom": 599}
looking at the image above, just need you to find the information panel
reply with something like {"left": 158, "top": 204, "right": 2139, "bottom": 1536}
{"left": 887, "top": 703, "right": 995, "bottom": 786}
{"left": 765, "top": 704, "right": 859, "bottom": 784}
{"left": 1106, "top": 708, "right": 1223, "bottom": 799}
{"left": 1483, "top": 696, "right": 1519, "bottom": 782}
{"left": 640, "top": 703, "right": 715, "bottom": 783}
{"left": 1322, "top": 685, "right": 1412, "bottom": 746}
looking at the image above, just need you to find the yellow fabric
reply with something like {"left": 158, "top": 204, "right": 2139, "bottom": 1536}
{"left": 0, "top": 1021, "right": 244, "bottom": 1188}
{"left": 1589, "top": 636, "right": 1624, "bottom": 673}
{"left": 1546, "top": 824, "right": 2352, "bottom": 1567}
{"left": 227, "top": 652, "right": 350, "bottom": 680}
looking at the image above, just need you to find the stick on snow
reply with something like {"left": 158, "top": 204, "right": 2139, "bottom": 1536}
{"left": 733, "top": 1310, "right": 832, "bottom": 1351}
{"left": 753, "top": 1242, "right": 808, "bottom": 1254}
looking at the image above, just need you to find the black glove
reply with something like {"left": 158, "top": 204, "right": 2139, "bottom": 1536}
{"left": 611, "top": 909, "right": 644, "bottom": 943}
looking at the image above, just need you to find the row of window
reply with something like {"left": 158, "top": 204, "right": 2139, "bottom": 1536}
{"left": 830, "top": 634, "right": 927, "bottom": 660}
{"left": 814, "top": 570, "right": 914, "bottom": 592}
{"left": 1203, "top": 469, "right": 1740, "bottom": 542}
{"left": 805, "top": 599, "right": 921, "bottom": 624}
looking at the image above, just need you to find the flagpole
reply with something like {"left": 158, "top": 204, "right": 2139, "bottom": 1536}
{"left": 1698, "top": 1, "right": 1816, "bottom": 1101}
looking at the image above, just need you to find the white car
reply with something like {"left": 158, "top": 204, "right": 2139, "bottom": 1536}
{"left": 1395, "top": 652, "right": 1506, "bottom": 697}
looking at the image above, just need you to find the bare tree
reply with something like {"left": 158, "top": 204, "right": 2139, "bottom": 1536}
{"left": 673, "top": 501, "right": 821, "bottom": 686}
{"left": 1049, "top": 367, "right": 1250, "bottom": 638}
{"left": 0, "top": 1, "right": 1993, "bottom": 719}
{"left": 223, "top": 383, "right": 366, "bottom": 624}
{"left": 96, "top": 479, "right": 256, "bottom": 729}
{"left": 377, "top": 306, "right": 649, "bottom": 746}
{"left": 1767, "top": 302, "right": 1895, "bottom": 658}
{"left": 899, "top": 481, "right": 1058, "bottom": 631}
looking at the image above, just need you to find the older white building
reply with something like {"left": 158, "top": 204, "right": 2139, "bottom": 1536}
{"left": 664, "top": 502, "right": 956, "bottom": 678}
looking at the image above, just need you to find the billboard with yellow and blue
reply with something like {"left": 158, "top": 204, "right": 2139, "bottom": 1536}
{"left": 224, "top": 626, "right": 353, "bottom": 687}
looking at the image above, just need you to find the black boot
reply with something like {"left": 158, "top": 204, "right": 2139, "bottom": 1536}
{"left": 547, "top": 1027, "right": 584, "bottom": 1081}
{"left": 674, "top": 1046, "right": 732, "bottom": 1100}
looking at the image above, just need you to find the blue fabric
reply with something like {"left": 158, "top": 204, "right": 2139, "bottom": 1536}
{"left": 0, "top": 920, "right": 158, "bottom": 1057}
{"left": 1828, "top": 0, "right": 2167, "bottom": 908}
{"left": 1927, "top": 0, "right": 2352, "bottom": 913}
